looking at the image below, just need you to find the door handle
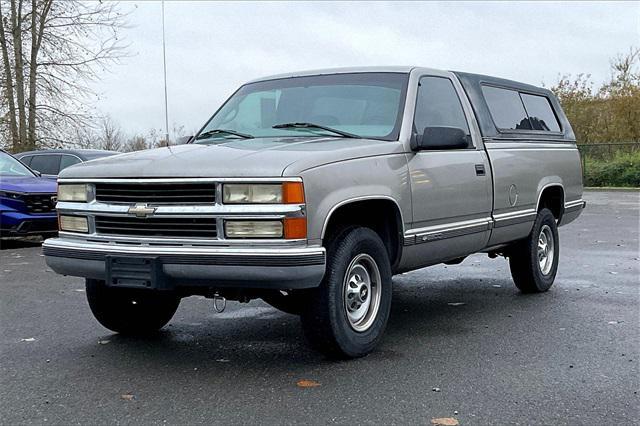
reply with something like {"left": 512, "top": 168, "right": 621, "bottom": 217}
{"left": 475, "top": 164, "right": 486, "bottom": 176}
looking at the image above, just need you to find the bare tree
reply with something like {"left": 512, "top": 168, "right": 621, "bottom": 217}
{"left": 124, "top": 134, "right": 148, "bottom": 152}
{"left": 69, "top": 123, "right": 99, "bottom": 149}
{"left": 0, "top": 0, "right": 127, "bottom": 152}
{"left": 97, "top": 115, "right": 123, "bottom": 151}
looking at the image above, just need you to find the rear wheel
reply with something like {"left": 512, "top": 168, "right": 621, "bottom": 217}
{"left": 85, "top": 279, "right": 180, "bottom": 335}
{"left": 301, "top": 227, "right": 392, "bottom": 358}
{"left": 508, "top": 208, "right": 559, "bottom": 293}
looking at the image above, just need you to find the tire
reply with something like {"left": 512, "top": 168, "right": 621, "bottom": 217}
{"left": 261, "top": 291, "right": 308, "bottom": 316}
{"left": 85, "top": 279, "right": 180, "bottom": 335}
{"left": 508, "top": 208, "right": 559, "bottom": 293}
{"left": 301, "top": 227, "right": 392, "bottom": 358}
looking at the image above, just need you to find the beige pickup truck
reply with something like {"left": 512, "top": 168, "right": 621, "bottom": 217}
{"left": 44, "top": 67, "right": 585, "bottom": 358}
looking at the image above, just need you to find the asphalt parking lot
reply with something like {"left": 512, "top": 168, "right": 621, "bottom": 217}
{"left": 0, "top": 190, "right": 638, "bottom": 425}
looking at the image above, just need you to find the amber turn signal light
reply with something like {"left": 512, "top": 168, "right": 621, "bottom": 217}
{"left": 284, "top": 217, "right": 307, "bottom": 239}
{"left": 282, "top": 182, "right": 305, "bottom": 204}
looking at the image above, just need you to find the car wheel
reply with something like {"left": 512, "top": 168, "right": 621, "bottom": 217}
{"left": 301, "top": 227, "right": 392, "bottom": 358}
{"left": 85, "top": 279, "right": 180, "bottom": 335}
{"left": 508, "top": 208, "right": 560, "bottom": 293}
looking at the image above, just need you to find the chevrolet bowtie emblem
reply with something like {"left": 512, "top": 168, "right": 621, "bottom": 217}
{"left": 128, "top": 203, "right": 156, "bottom": 218}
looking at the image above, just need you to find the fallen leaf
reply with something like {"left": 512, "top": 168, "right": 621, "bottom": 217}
{"left": 492, "top": 285, "right": 501, "bottom": 288}
{"left": 608, "top": 321, "right": 619, "bottom": 325}
{"left": 432, "top": 387, "right": 441, "bottom": 392}
{"left": 215, "top": 359, "right": 229, "bottom": 363}
{"left": 20, "top": 337, "right": 36, "bottom": 342}
{"left": 296, "top": 379, "right": 320, "bottom": 388}
{"left": 98, "top": 340, "right": 110, "bottom": 345}
{"left": 120, "top": 393, "right": 135, "bottom": 401}
{"left": 431, "top": 418, "right": 459, "bottom": 426}
{"left": 447, "top": 302, "right": 465, "bottom": 307}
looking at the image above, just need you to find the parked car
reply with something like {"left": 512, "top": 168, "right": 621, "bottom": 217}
{"left": 0, "top": 149, "right": 57, "bottom": 238}
{"left": 43, "top": 67, "right": 585, "bottom": 358}
{"left": 15, "top": 149, "right": 118, "bottom": 178}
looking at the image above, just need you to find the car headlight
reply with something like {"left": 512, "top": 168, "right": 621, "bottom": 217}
{"left": 224, "top": 218, "right": 307, "bottom": 239}
{"left": 225, "top": 220, "right": 283, "bottom": 238}
{"left": 57, "top": 184, "right": 88, "bottom": 202}
{"left": 59, "top": 215, "right": 89, "bottom": 233}
{"left": 0, "top": 190, "right": 21, "bottom": 200}
{"left": 222, "top": 182, "right": 304, "bottom": 204}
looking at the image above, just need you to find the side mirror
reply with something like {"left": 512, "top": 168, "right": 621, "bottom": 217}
{"left": 412, "top": 126, "right": 469, "bottom": 151}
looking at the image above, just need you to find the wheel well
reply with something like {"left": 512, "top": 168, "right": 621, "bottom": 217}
{"left": 323, "top": 199, "right": 403, "bottom": 268}
{"left": 537, "top": 186, "right": 564, "bottom": 219}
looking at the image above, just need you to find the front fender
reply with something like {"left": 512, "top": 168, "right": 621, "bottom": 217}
{"left": 298, "top": 154, "right": 411, "bottom": 243}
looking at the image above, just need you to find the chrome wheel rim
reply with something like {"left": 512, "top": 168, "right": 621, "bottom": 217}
{"left": 343, "top": 254, "right": 382, "bottom": 332}
{"left": 537, "top": 225, "right": 555, "bottom": 275}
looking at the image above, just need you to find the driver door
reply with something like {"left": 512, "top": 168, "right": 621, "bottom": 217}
{"left": 406, "top": 75, "right": 492, "bottom": 264}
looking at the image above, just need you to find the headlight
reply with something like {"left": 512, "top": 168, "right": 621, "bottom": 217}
{"left": 59, "top": 215, "right": 89, "bottom": 233}
{"left": 225, "top": 220, "right": 283, "bottom": 238}
{"left": 223, "top": 184, "right": 282, "bottom": 204}
{"left": 222, "top": 182, "right": 304, "bottom": 204}
{"left": 0, "top": 191, "right": 21, "bottom": 200}
{"left": 58, "top": 184, "right": 88, "bottom": 202}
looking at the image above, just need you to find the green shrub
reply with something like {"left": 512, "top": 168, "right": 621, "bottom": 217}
{"left": 583, "top": 151, "right": 640, "bottom": 187}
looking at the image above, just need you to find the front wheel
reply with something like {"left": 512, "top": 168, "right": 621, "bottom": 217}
{"left": 301, "top": 227, "right": 392, "bottom": 358}
{"left": 85, "top": 279, "right": 180, "bottom": 335}
{"left": 508, "top": 208, "right": 559, "bottom": 293}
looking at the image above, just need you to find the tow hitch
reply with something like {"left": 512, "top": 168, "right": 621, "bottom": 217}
{"left": 213, "top": 294, "right": 226, "bottom": 313}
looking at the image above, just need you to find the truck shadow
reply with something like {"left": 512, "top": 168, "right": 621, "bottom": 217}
{"left": 85, "top": 274, "right": 554, "bottom": 376}
{"left": 0, "top": 237, "right": 43, "bottom": 250}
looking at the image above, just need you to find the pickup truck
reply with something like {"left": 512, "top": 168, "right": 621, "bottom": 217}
{"left": 43, "top": 67, "right": 585, "bottom": 358}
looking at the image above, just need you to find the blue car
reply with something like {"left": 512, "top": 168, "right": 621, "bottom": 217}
{"left": 0, "top": 149, "right": 58, "bottom": 238}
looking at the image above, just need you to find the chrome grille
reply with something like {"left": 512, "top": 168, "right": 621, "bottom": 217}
{"left": 94, "top": 183, "right": 215, "bottom": 205}
{"left": 23, "top": 193, "right": 56, "bottom": 213}
{"left": 94, "top": 216, "right": 217, "bottom": 238}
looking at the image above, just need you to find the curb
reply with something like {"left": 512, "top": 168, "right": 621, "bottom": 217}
{"left": 584, "top": 187, "right": 639, "bottom": 192}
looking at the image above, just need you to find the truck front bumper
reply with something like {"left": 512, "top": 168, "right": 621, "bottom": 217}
{"left": 43, "top": 237, "right": 326, "bottom": 290}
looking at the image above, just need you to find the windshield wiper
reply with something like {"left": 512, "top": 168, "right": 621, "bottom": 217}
{"left": 272, "top": 122, "right": 360, "bottom": 139}
{"left": 195, "top": 129, "right": 254, "bottom": 140}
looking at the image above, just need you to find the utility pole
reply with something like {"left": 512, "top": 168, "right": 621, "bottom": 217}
{"left": 161, "top": 0, "right": 170, "bottom": 144}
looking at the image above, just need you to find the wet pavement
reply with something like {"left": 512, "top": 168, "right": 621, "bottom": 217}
{"left": 0, "top": 190, "right": 638, "bottom": 425}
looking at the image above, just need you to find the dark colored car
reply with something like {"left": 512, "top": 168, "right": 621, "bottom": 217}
{"left": 0, "top": 150, "right": 58, "bottom": 237}
{"left": 15, "top": 149, "right": 118, "bottom": 178}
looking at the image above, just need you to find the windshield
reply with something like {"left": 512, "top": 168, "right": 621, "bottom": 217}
{"left": 195, "top": 72, "right": 409, "bottom": 142}
{"left": 0, "top": 151, "right": 36, "bottom": 177}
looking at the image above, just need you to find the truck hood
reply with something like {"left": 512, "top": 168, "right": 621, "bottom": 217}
{"left": 59, "top": 136, "right": 405, "bottom": 178}
{"left": 0, "top": 175, "right": 57, "bottom": 194}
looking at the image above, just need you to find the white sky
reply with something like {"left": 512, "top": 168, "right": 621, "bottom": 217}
{"left": 92, "top": 1, "right": 639, "bottom": 138}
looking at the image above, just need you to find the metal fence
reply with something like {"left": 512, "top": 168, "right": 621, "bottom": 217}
{"left": 576, "top": 142, "right": 640, "bottom": 178}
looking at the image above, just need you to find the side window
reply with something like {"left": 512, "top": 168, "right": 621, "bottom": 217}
{"left": 29, "top": 155, "right": 61, "bottom": 175}
{"left": 19, "top": 155, "right": 33, "bottom": 166}
{"left": 59, "top": 155, "right": 82, "bottom": 172}
{"left": 520, "top": 93, "right": 561, "bottom": 132}
{"left": 414, "top": 76, "right": 470, "bottom": 136}
{"left": 482, "top": 86, "right": 531, "bottom": 130}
